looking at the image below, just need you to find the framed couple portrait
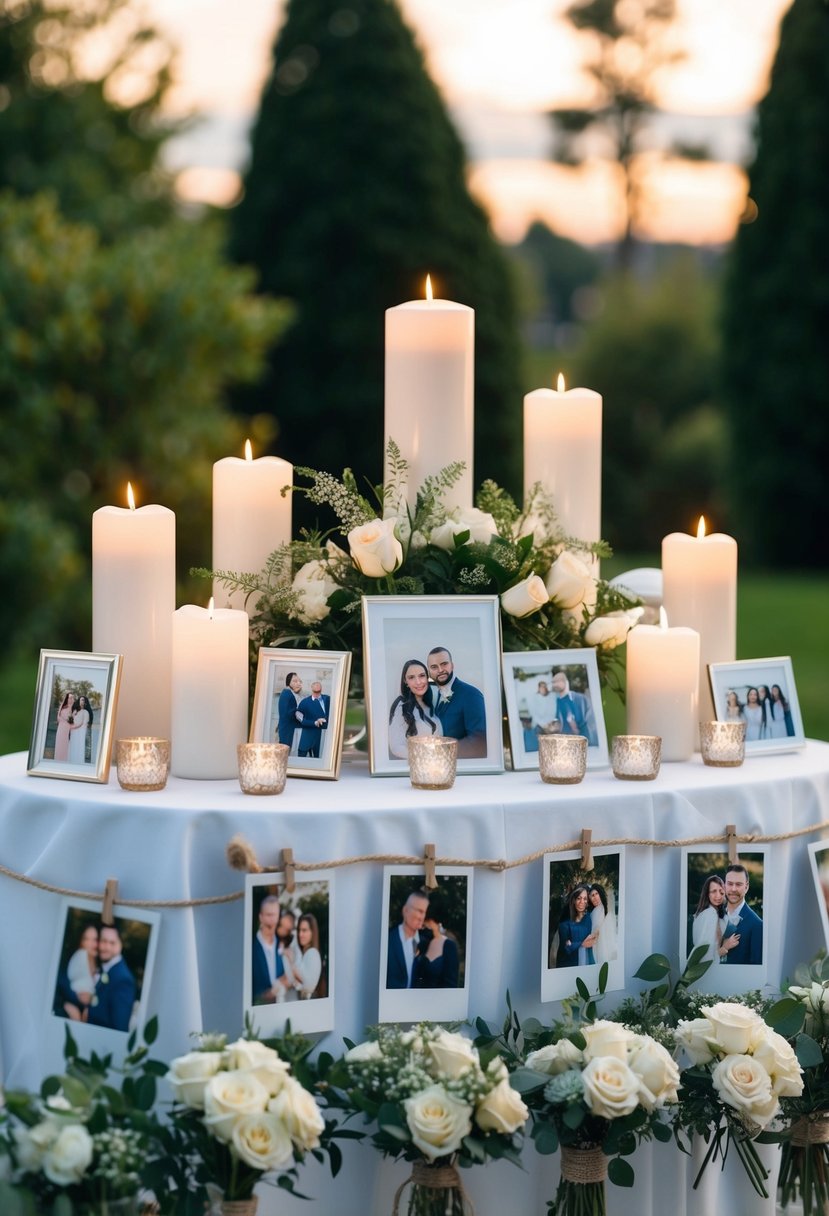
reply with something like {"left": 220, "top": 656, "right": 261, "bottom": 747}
{"left": 28, "top": 650, "right": 122, "bottom": 784}
{"left": 502, "top": 648, "right": 609, "bottom": 771}
{"left": 542, "top": 847, "right": 625, "bottom": 1002}
{"left": 679, "top": 847, "right": 770, "bottom": 994}
{"left": 249, "top": 648, "right": 352, "bottom": 780}
{"left": 362, "top": 595, "right": 504, "bottom": 777}
{"left": 709, "top": 656, "right": 805, "bottom": 756}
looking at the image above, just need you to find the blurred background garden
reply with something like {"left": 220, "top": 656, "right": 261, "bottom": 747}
{"left": 1, "top": 0, "right": 826, "bottom": 753}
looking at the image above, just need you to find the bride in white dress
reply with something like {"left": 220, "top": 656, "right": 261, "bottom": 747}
{"left": 68, "top": 696, "right": 91, "bottom": 764}
{"left": 588, "top": 885, "right": 618, "bottom": 966}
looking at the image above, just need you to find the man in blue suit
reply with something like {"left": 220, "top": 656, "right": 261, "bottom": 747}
{"left": 277, "top": 672, "right": 303, "bottom": 748}
{"left": 386, "top": 889, "right": 430, "bottom": 988}
{"left": 252, "top": 894, "right": 285, "bottom": 1004}
{"left": 550, "top": 671, "right": 598, "bottom": 746}
{"left": 297, "top": 681, "right": 330, "bottom": 758}
{"left": 426, "top": 647, "right": 487, "bottom": 758}
{"left": 722, "top": 863, "right": 763, "bottom": 965}
{"left": 87, "top": 924, "right": 136, "bottom": 1032}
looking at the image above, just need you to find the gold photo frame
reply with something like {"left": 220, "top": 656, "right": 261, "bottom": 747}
{"left": 28, "top": 650, "right": 123, "bottom": 784}
{"left": 249, "top": 648, "right": 352, "bottom": 780}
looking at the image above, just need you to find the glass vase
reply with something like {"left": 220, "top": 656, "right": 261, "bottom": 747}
{"left": 549, "top": 1146, "right": 608, "bottom": 1216}
{"left": 391, "top": 1160, "right": 473, "bottom": 1216}
{"left": 779, "top": 1115, "right": 829, "bottom": 1214}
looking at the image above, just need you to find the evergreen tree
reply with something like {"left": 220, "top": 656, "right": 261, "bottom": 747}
{"left": 721, "top": 0, "right": 829, "bottom": 567}
{"left": 229, "top": 0, "right": 523, "bottom": 513}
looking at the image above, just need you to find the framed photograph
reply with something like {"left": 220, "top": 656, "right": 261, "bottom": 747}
{"left": 47, "top": 898, "right": 159, "bottom": 1058}
{"left": 28, "top": 650, "right": 122, "bottom": 783}
{"left": 379, "top": 866, "right": 473, "bottom": 1023}
{"left": 542, "top": 848, "right": 625, "bottom": 1002}
{"left": 808, "top": 842, "right": 829, "bottom": 952}
{"left": 249, "top": 648, "right": 352, "bottom": 780}
{"left": 680, "top": 848, "right": 769, "bottom": 994}
{"left": 708, "top": 657, "right": 805, "bottom": 755}
{"left": 503, "top": 648, "right": 609, "bottom": 771}
{"left": 362, "top": 595, "right": 504, "bottom": 776}
{"left": 244, "top": 870, "right": 334, "bottom": 1035}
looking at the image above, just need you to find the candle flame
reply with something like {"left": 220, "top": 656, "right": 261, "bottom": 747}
{"left": 696, "top": 515, "right": 707, "bottom": 539}
{"left": 556, "top": 372, "right": 566, "bottom": 392}
{"left": 207, "top": 596, "right": 215, "bottom": 619}
{"left": 659, "top": 606, "right": 669, "bottom": 630}
{"left": 425, "top": 274, "right": 433, "bottom": 302}
{"left": 126, "top": 482, "right": 136, "bottom": 511}
{"left": 244, "top": 438, "right": 253, "bottom": 462}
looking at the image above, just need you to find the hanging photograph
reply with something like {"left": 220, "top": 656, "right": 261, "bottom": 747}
{"left": 249, "top": 648, "right": 352, "bottom": 779}
{"left": 244, "top": 870, "right": 334, "bottom": 1035}
{"left": 379, "top": 865, "right": 473, "bottom": 1023}
{"left": 708, "top": 657, "right": 805, "bottom": 755}
{"left": 362, "top": 595, "right": 503, "bottom": 776}
{"left": 680, "top": 847, "right": 770, "bottom": 994}
{"left": 541, "top": 848, "right": 625, "bottom": 1002}
{"left": 502, "top": 647, "right": 608, "bottom": 771}
{"left": 27, "top": 650, "right": 123, "bottom": 784}
{"left": 808, "top": 841, "right": 829, "bottom": 952}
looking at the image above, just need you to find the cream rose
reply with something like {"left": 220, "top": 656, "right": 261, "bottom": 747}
{"left": 429, "top": 507, "right": 497, "bottom": 550}
{"left": 525, "top": 1040, "right": 584, "bottom": 1076}
{"left": 581, "top": 1057, "right": 641, "bottom": 1120}
{"left": 500, "top": 574, "right": 549, "bottom": 618}
{"left": 231, "top": 1112, "right": 294, "bottom": 1172}
{"left": 711, "top": 1054, "right": 778, "bottom": 1128}
{"left": 347, "top": 518, "right": 403, "bottom": 577}
{"left": 268, "top": 1078, "right": 326, "bottom": 1150}
{"left": 291, "top": 559, "right": 338, "bottom": 625}
{"left": 345, "top": 1039, "right": 383, "bottom": 1064}
{"left": 204, "top": 1069, "right": 270, "bottom": 1141}
{"left": 544, "top": 551, "right": 595, "bottom": 610}
{"left": 704, "top": 1003, "right": 765, "bottom": 1055}
{"left": 42, "top": 1123, "right": 94, "bottom": 1186}
{"left": 675, "top": 1018, "right": 717, "bottom": 1066}
{"left": 167, "top": 1050, "right": 225, "bottom": 1109}
{"left": 224, "top": 1039, "right": 291, "bottom": 1097}
{"left": 14, "top": 1121, "right": 58, "bottom": 1171}
{"left": 474, "top": 1078, "right": 529, "bottom": 1134}
{"left": 751, "top": 1033, "right": 804, "bottom": 1098}
{"left": 581, "top": 1021, "right": 636, "bottom": 1063}
{"left": 427, "top": 1030, "right": 480, "bottom": 1079}
{"left": 583, "top": 608, "right": 643, "bottom": 649}
{"left": 628, "top": 1036, "right": 680, "bottom": 1111}
{"left": 403, "top": 1085, "right": 472, "bottom": 1161}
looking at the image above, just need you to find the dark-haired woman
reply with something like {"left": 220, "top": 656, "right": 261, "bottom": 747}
{"left": 589, "top": 884, "right": 618, "bottom": 966}
{"left": 68, "top": 696, "right": 92, "bottom": 765}
{"left": 285, "top": 913, "right": 323, "bottom": 999}
{"left": 768, "top": 684, "right": 793, "bottom": 738}
{"left": 54, "top": 691, "right": 76, "bottom": 762}
{"left": 556, "top": 886, "right": 597, "bottom": 967}
{"left": 388, "top": 659, "right": 442, "bottom": 759}
{"left": 692, "top": 875, "right": 739, "bottom": 963}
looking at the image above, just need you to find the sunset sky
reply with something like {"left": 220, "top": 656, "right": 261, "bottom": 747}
{"left": 146, "top": 0, "right": 791, "bottom": 245}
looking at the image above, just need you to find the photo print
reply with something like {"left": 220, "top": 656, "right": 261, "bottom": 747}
{"left": 709, "top": 657, "right": 805, "bottom": 756}
{"left": 502, "top": 648, "right": 609, "bottom": 771}
{"left": 250, "top": 649, "right": 352, "bottom": 780}
{"left": 28, "top": 650, "right": 122, "bottom": 783}
{"left": 680, "top": 848, "right": 770, "bottom": 994}
{"left": 542, "top": 848, "right": 625, "bottom": 1002}
{"left": 808, "top": 841, "right": 829, "bottom": 953}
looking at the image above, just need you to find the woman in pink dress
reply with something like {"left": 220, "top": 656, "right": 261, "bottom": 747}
{"left": 53, "top": 691, "right": 75, "bottom": 761}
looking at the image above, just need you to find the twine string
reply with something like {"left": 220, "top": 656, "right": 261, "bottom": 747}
{"left": 792, "top": 1115, "right": 829, "bottom": 1147}
{"left": 391, "top": 1161, "right": 471, "bottom": 1216}
{"left": 560, "top": 1145, "right": 609, "bottom": 1184}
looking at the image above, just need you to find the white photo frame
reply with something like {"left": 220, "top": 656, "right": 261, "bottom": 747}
{"left": 379, "top": 865, "right": 473, "bottom": 1023}
{"left": 28, "top": 650, "right": 123, "bottom": 783}
{"left": 244, "top": 870, "right": 334, "bottom": 1035}
{"left": 708, "top": 657, "right": 805, "bottom": 755}
{"left": 679, "top": 847, "right": 770, "bottom": 994}
{"left": 502, "top": 648, "right": 609, "bottom": 771}
{"left": 249, "top": 649, "right": 351, "bottom": 780}
{"left": 808, "top": 841, "right": 829, "bottom": 952}
{"left": 542, "top": 848, "right": 625, "bottom": 1002}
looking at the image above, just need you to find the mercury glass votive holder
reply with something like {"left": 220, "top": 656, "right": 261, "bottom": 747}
{"left": 407, "top": 736, "right": 459, "bottom": 790}
{"left": 116, "top": 738, "right": 170, "bottom": 791}
{"left": 700, "top": 720, "right": 746, "bottom": 767}
{"left": 538, "top": 734, "right": 588, "bottom": 784}
{"left": 237, "top": 742, "right": 289, "bottom": 795}
{"left": 611, "top": 734, "right": 662, "bottom": 781}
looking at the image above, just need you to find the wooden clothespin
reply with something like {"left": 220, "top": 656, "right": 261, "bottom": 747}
{"left": 580, "top": 829, "right": 594, "bottom": 872}
{"left": 102, "top": 878, "right": 118, "bottom": 926}
{"left": 423, "top": 843, "right": 438, "bottom": 891}
{"left": 726, "top": 824, "right": 739, "bottom": 865}
{"left": 281, "top": 847, "right": 296, "bottom": 893}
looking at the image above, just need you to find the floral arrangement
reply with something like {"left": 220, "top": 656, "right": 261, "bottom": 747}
{"left": 326, "top": 1024, "right": 529, "bottom": 1215}
{"left": 0, "top": 1021, "right": 162, "bottom": 1215}
{"left": 201, "top": 443, "right": 641, "bottom": 695}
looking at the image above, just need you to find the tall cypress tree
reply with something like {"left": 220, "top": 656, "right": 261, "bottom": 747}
{"left": 721, "top": 0, "right": 829, "bottom": 566}
{"left": 229, "top": 0, "right": 522, "bottom": 511}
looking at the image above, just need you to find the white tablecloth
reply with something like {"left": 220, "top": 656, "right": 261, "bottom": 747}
{"left": 2, "top": 743, "right": 828, "bottom": 1214}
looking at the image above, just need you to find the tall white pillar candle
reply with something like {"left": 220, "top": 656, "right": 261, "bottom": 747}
{"left": 662, "top": 518, "right": 738, "bottom": 722}
{"left": 523, "top": 376, "right": 602, "bottom": 544}
{"left": 171, "top": 601, "right": 249, "bottom": 778}
{"left": 92, "top": 486, "right": 175, "bottom": 740}
{"left": 384, "top": 278, "right": 474, "bottom": 511}
{"left": 213, "top": 440, "right": 293, "bottom": 608}
{"left": 626, "top": 618, "right": 700, "bottom": 761}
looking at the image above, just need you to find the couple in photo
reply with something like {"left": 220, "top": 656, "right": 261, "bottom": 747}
{"left": 388, "top": 647, "right": 486, "bottom": 760}
{"left": 252, "top": 893, "right": 324, "bottom": 1003}
{"left": 386, "top": 888, "right": 460, "bottom": 990}
{"left": 527, "top": 672, "right": 598, "bottom": 748}
{"left": 276, "top": 672, "right": 330, "bottom": 758}
{"left": 54, "top": 922, "right": 136, "bottom": 1032}
{"left": 692, "top": 863, "right": 763, "bottom": 964}
{"left": 53, "top": 691, "right": 93, "bottom": 764}
{"left": 554, "top": 882, "right": 617, "bottom": 968}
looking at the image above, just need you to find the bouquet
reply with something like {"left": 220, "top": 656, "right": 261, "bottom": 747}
{"left": 326, "top": 1024, "right": 530, "bottom": 1215}
{"left": 0, "top": 1021, "right": 162, "bottom": 1216}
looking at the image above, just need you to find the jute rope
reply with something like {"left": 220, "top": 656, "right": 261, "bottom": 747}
{"left": 560, "top": 1145, "right": 609, "bottom": 1184}
{"left": 0, "top": 860, "right": 242, "bottom": 908}
{"left": 391, "top": 1161, "right": 472, "bottom": 1216}
{"left": 792, "top": 1116, "right": 829, "bottom": 1146}
{"left": 217, "top": 1201, "right": 258, "bottom": 1216}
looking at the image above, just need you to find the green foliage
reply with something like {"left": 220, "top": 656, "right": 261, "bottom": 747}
{"left": 508, "top": 220, "right": 601, "bottom": 328}
{"left": 229, "top": 0, "right": 524, "bottom": 520}
{"left": 721, "top": 0, "right": 829, "bottom": 568}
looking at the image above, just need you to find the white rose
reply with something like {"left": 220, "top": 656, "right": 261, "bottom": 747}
{"left": 224, "top": 1039, "right": 291, "bottom": 1097}
{"left": 42, "top": 1123, "right": 94, "bottom": 1186}
{"left": 14, "top": 1121, "right": 58, "bottom": 1171}
{"left": 474, "top": 1078, "right": 529, "bottom": 1134}
{"left": 545, "top": 551, "right": 595, "bottom": 609}
{"left": 525, "top": 1040, "right": 584, "bottom": 1076}
{"left": 581, "top": 1021, "right": 636, "bottom": 1063}
{"left": 231, "top": 1112, "right": 294, "bottom": 1172}
{"left": 267, "top": 1077, "right": 326, "bottom": 1150}
{"left": 628, "top": 1036, "right": 680, "bottom": 1111}
{"left": 345, "top": 1039, "right": 383, "bottom": 1064}
{"left": 711, "top": 1054, "right": 778, "bottom": 1129}
{"left": 583, "top": 608, "right": 643, "bottom": 649}
{"left": 291, "top": 559, "right": 338, "bottom": 625}
{"left": 704, "top": 1003, "right": 765, "bottom": 1056}
{"left": 204, "top": 1070, "right": 270, "bottom": 1141}
{"left": 427, "top": 1030, "right": 479, "bottom": 1079}
{"left": 347, "top": 518, "right": 403, "bottom": 577}
{"left": 487, "top": 1057, "right": 509, "bottom": 1083}
{"left": 429, "top": 507, "right": 497, "bottom": 550}
{"left": 500, "top": 574, "right": 549, "bottom": 619}
{"left": 167, "top": 1050, "right": 225, "bottom": 1109}
{"left": 581, "top": 1056, "right": 641, "bottom": 1120}
{"left": 675, "top": 1018, "right": 717, "bottom": 1066}
{"left": 403, "top": 1085, "right": 472, "bottom": 1161}
{"left": 751, "top": 1033, "right": 804, "bottom": 1098}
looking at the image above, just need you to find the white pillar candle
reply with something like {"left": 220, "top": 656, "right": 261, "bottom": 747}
{"left": 170, "top": 600, "right": 249, "bottom": 779}
{"left": 523, "top": 374, "right": 602, "bottom": 544}
{"left": 626, "top": 616, "right": 700, "bottom": 761}
{"left": 662, "top": 518, "right": 738, "bottom": 722}
{"left": 384, "top": 277, "right": 474, "bottom": 511}
{"left": 92, "top": 485, "right": 175, "bottom": 741}
{"left": 212, "top": 440, "right": 293, "bottom": 608}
